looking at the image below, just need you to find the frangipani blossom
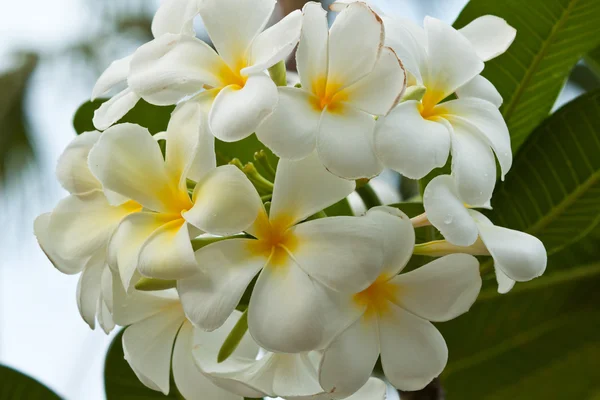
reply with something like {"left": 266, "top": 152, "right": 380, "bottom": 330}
{"left": 374, "top": 16, "right": 513, "bottom": 205}
{"left": 256, "top": 1, "right": 406, "bottom": 179}
{"left": 111, "top": 278, "right": 243, "bottom": 400}
{"left": 193, "top": 327, "right": 388, "bottom": 400}
{"left": 422, "top": 175, "right": 547, "bottom": 293}
{"left": 36, "top": 131, "right": 142, "bottom": 331}
{"left": 127, "top": 0, "right": 303, "bottom": 142}
{"left": 319, "top": 206, "right": 482, "bottom": 392}
{"left": 88, "top": 102, "right": 261, "bottom": 285}
{"left": 178, "top": 152, "right": 386, "bottom": 353}
{"left": 91, "top": 0, "right": 201, "bottom": 130}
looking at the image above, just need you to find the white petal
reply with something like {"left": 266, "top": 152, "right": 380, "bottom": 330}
{"left": 365, "top": 206, "right": 415, "bottom": 276}
{"left": 128, "top": 34, "right": 227, "bottom": 105}
{"left": 97, "top": 294, "right": 115, "bottom": 334}
{"left": 379, "top": 304, "right": 448, "bottom": 391}
{"left": 178, "top": 239, "right": 265, "bottom": 331}
{"left": 290, "top": 216, "right": 384, "bottom": 293}
{"left": 137, "top": 219, "right": 199, "bottom": 279}
{"left": 122, "top": 306, "right": 186, "bottom": 395}
{"left": 392, "top": 254, "right": 481, "bottom": 322}
{"left": 423, "top": 16, "right": 483, "bottom": 97}
{"left": 319, "top": 316, "right": 379, "bottom": 396}
{"left": 165, "top": 100, "right": 215, "bottom": 187}
{"left": 199, "top": 0, "right": 275, "bottom": 69}
{"left": 375, "top": 101, "right": 450, "bottom": 179}
{"left": 317, "top": 106, "right": 382, "bottom": 179}
{"left": 269, "top": 152, "right": 355, "bottom": 226}
{"left": 459, "top": 15, "right": 516, "bottom": 61}
{"left": 442, "top": 98, "right": 512, "bottom": 179}
{"left": 76, "top": 251, "right": 106, "bottom": 330}
{"left": 243, "top": 10, "right": 303, "bottom": 75}
{"left": 48, "top": 192, "right": 139, "bottom": 259}
{"left": 456, "top": 75, "right": 503, "bottom": 107}
{"left": 88, "top": 123, "right": 185, "bottom": 213}
{"left": 101, "top": 266, "right": 113, "bottom": 313}
{"left": 152, "top": 0, "right": 200, "bottom": 38}
{"left": 341, "top": 46, "right": 406, "bottom": 115}
{"left": 383, "top": 16, "right": 428, "bottom": 84}
{"left": 327, "top": 2, "right": 384, "bottom": 89}
{"left": 208, "top": 74, "right": 278, "bottom": 142}
{"left": 345, "top": 378, "right": 387, "bottom": 400}
{"left": 93, "top": 88, "right": 140, "bottom": 131}
{"left": 471, "top": 210, "right": 547, "bottom": 282}
{"left": 449, "top": 117, "right": 497, "bottom": 206}
{"left": 423, "top": 175, "right": 479, "bottom": 247}
{"left": 56, "top": 131, "right": 101, "bottom": 194}
{"left": 256, "top": 87, "right": 321, "bottom": 160}
{"left": 185, "top": 165, "right": 262, "bottom": 236}
{"left": 34, "top": 213, "right": 85, "bottom": 275}
{"left": 248, "top": 260, "right": 335, "bottom": 353}
{"left": 495, "top": 267, "right": 516, "bottom": 294}
{"left": 108, "top": 212, "right": 175, "bottom": 290}
{"left": 296, "top": 2, "right": 329, "bottom": 93}
{"left": 172, "top": 322, "right": 242, "bottom": 400}
{"left": 92, "top": 55, "right": 132, "bottom": 100}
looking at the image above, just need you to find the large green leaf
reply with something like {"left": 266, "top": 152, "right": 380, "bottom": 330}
{"left": 0, "top": 365, "right": 61, "bottom": 399}
{"left": 454, "top": 0, "right": 600, "bottom": 151}
{"left": 489, "top": 89, "right": 600, "bottom": 266}
{"left": 105, "top": 330, "right": 180, "bottom": 399}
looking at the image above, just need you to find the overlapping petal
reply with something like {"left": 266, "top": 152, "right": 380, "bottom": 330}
{"left": 456, "top": 75, "right": 503, "bottom": 108}
{"left": 296, "top": 2, "right": 329, "bottom": 93}
{"left": 459, "top": 15, "right": 516, "bottom": 62}
{"left": 34, "top": 213, "right": 85, "bottom": 275}
{"left": 56, "top": 131, "right": 101, "bottom": 194}
{"left": 151, "top": 0, "right": 200, "bottom": 38}
{"left": 91, "top": 55, "right": 132, "bottom": 100}
{"left": 76, "top": 250, "right": 106, "bottom": 330}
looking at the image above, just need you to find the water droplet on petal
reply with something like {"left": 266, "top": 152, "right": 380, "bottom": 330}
{"left": 444, "top": 214, "right": 453, "bottom": 224}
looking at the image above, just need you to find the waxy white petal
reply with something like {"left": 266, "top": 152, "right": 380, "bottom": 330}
{"left": 137, "top": 219, "right": 199, "bottom": 279}
{"left": 450, "top": 117, "right": 497, "bottom": 206}
{"left": 93, "top": 88, "right": 140, "bottom": 131}
{"left": 379, "top": 304, "right": 448, "bottom": 391}
{"left": 383, "top": 17, "right": 427, "bottom": 84}
{"left": 92, "top": 55, "right": 132, "bottom": 100}
{"left": 152, "top": 0, "right": 200, "bottom": 38}
{"left": 424, "top": 16, "right": 483, "bottom": 97}
{"left": 56, "top": 130, "right": 101, "bottom": 194}
{"left": 319, "top": 316, "right": 379, "bottom": 396}
{"left": 128, "top": 34, "right": 226, "bottom": 105}
{"left": 186, "top": 165, "right": 262, "bottom": 236}
{"left": 345, "top": 378, "right": 387, "bottom": 400}
{"left": 290, "top": 216, "right": 384, "bottom": 293}
{"left": 317, "top": 106, "right": 382, "bottom": 179}
{"left": 178, "top": 239, "right": 265, "bottom": 331}
{"left": 243, "top": 10, "right": 303, "bottom": 75}
{"left": 296, "top": 2, "right": 329, "bottom": 93}
{"left": 392, "top": 254, "right": 481, "bottom": 322}
{"left": 76, "top": 251, "right": 106, "bottom": 330}
{"left": 270, "top": 152, "right": 355, "bottom": 226}
{"left": 256, "top": 87, "right": 321, "bottom": 160}
{"left": 375, "top": 101, "right": 450, "bottom": 179}
{"left": 342, "top": 46, "right": 406, "bottom": 115}
{"left": 208, "top": 73, "right": 278, "bottom": 142}
{"left": 327, "top": 2, "right": 384, "bottom": 89}
{"left": 495, "top": 267, "right": 516, "bottom": 294}
{"left": 459, "top": 15, "right": 516, "bottom": 62}
{"left": 423, "top": 175, "right": 479, "bottom": 247}
{"left": 34, "top": 213, "right": 85, "bottom": 275}
{"left": 456, "top": 75, "right": 503, "bottom": 108}
{"left": 199, "top": 0, "right": 275, "bottom": 69}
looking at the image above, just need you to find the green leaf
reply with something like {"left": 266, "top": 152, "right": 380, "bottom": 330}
{"left": 218, "top": 309, "right": 249, "bottom": 363}
{"left": 0, "top": 365, "right": 61, "bottom": 399}
{"left": 586, "top": 45, "right": 600, "bottom": 76}
{"left": 73, "top": 99, "right": 174, "bottom": 135}
{"left": 488, "top": 89, "right": 600, "bottom": 266}
{"left": 454, "top": 0, "right": 600, "bottom": 151}
{"left": 105, "top": 330, "right": 179, "bottom": 399}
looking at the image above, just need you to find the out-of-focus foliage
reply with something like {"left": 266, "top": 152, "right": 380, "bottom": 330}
{"left": 0, "top": 365, "right": 61, "bottom": 399}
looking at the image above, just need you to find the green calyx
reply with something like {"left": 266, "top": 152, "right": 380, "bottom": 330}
{"left": 401, "top": 85, "right": 427, "bottom": 102}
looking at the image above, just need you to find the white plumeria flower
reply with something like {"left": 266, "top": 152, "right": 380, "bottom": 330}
{"left": 373, "top": 15, "right": 514, "bottom": 206}
{"left": 422, "top": 175, "right": 547, "bottom": 293}
{"left": 178, "top": 152, "right": 387, "bottom": 353}
{"left": 318, "top": 206, "right": 482, "bottom": 392}
{"left": 127, "top": 0, "right": 303, "bottom": 142}
{"left": 91, "top": 0, "right": 201, "bottom": 130}
{"left": 193, "top": 329, "right": 388, "bottom": 400}
{"left": 111, "top": 278, "right": 244, "bottom": 400}
{"left": 36, "top": 131, "right": 143, "bottom": 332}
{"left": 88, "top": 101, "right": 261, "bottom": 285}
{"left": 256, "top": 1, "right": 406, "bottom": 179}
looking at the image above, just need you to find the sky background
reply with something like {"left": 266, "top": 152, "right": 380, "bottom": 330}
{"left": 0, "top": 0, "right": 583, "bottom": 399}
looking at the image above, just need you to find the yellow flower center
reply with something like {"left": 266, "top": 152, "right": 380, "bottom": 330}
{"left": 418, "top": 90, "right": 447, "bottom": 120}
{"left": 353, "top": 273, "right": 400, "bottom": 319}
{"left": 310, "top": 76, "right": 348, "bottom": 114}
{"left": 248, "top": 211, "right": 299, "bottom": 267}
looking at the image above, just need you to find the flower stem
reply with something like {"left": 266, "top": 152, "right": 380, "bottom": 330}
{"left": 356, "top": 183, "right": 381, "bottom": 209}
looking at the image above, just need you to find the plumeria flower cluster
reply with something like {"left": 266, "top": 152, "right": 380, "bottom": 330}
{"left": 35, "top": 0, "right": 549, "bottom": 399}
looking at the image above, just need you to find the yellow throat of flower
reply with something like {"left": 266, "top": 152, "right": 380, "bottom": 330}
{"left": 310, "top": 76, "right": 348, "bottom": 114}
{"left": 248, "top": 211, "right": 299, "bottom": 267}
{"left": 353, "top": 273, "right": 400, "bottom": 319}
{"left": 418, "top": 89, "right": 446, "bottom": 120}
